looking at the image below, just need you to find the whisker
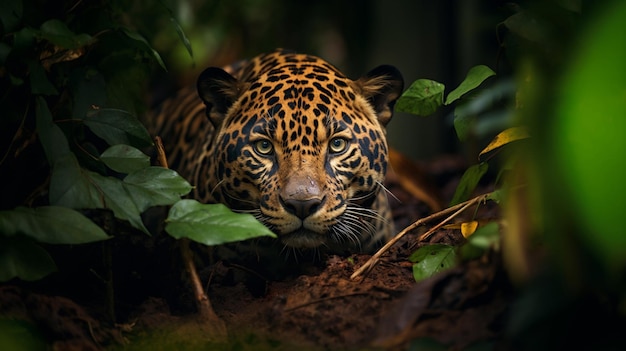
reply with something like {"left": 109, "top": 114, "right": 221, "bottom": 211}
{"left": 377, "top": 180, "right": 400, "bottom": 204}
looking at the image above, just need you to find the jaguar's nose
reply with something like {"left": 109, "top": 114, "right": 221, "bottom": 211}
{"left": 281, "top": 197, "right": 325, "bottom": 219}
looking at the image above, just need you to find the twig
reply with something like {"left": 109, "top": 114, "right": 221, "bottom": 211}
{"left": 154, "top": 136, "right": 227, "bottom": 338}
{"left": 180, "top": 238, "right": 227, "bottom": 337}
{"left": 154, "top": 136, "right": 169, "bottom": 169}
{"left": 350, "top": 192, "right": 493, "bottom": 280}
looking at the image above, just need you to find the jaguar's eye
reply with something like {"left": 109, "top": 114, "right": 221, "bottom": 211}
{"left": 329, "top": 137, "right": 348, "bottom": 154}
{"left": 254, "top": 139, "right": 274, "bottom": 155}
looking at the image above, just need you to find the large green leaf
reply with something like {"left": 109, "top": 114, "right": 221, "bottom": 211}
{"left": 35, "top": 97, "right": 70, "bottom": 165}
{"left": 395, "top": 79, "right": 445, "bottom": 116}
{"left": 124, "top": 167, "right": 193, "bottom": 210}
{"left": 39, "top": 19, "right": 92, "bottom": 49}
{"left": 445, "top": 65, "right": 495, "bottom": 105}
{"left": 101, "top": 144, "right": 150, "bottom": 173}
{"left": 0, "top": 236, "right": 57, "bottom": 282}
{"left": 50, "top": 153, "right": 190, "bottom": 234}
{"left": 409, "top": 244, "right": 457, "bottom": 282}
{"left": 83, "top": 108, "right": 153, "bottom": 147}
{"left": 449, "top": 163, "right": 489, "bottom": 206}
{"left": 453, "top": 105, "right": 474, "bottom": 142}
{"left": 166, "top": 200, "right": 276, "bottom": 245}
{"left": 0, "top": 206, "right": 109, "bottom": 244}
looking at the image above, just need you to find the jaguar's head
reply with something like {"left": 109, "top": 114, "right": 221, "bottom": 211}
{"left": 197, "top": 52, "right": 403, "bottom": 250}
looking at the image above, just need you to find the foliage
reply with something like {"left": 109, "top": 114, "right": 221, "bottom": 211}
{"left": 165, "top": 200, "right": 276, "bottom": 246}
{"left": 0, "top": 0, "right": 269, "bottom": 282}
{"left": 548, "top": 1, "right": 626, "bottom": 272}
{"left": 409, "top": 244, "right": 456, "bottom": 282}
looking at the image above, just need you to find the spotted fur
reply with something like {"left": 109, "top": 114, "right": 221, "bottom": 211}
{"left": 148, "top": 49, "right": 403, "bottom": 252}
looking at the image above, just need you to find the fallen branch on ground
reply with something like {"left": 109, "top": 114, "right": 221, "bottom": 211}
{"left": 350, "top": 192, "right": 494, "bottom": 280}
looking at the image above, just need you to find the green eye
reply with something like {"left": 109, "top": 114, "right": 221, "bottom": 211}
{"left": 329, "top": 137, "right": 348, "bottom": 154}
{"left": 254, "top": 139, "right": 274, "bottom": 155}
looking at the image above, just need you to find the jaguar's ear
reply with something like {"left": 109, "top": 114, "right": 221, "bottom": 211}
{"left": 356, "top": 65, "right": 404, "bottom": 127}
{"left": 197, "top": 67, "right": 240, "bottom": 127}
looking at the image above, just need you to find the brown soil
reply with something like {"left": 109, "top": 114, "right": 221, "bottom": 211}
{"left": 0, "top": 155, "right": 512, "bottom": 350}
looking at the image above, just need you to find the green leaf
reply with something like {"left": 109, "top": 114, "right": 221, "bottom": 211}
{"left": 124, "top": 167, "right": 193, "bottom": 210}
{"left": 0, "top": 206, "right": 109, "bottom": 244}
{"left": 49, "top": 153, "right": 101, "bottom": 208}
{"left": 0, "top": 236, "right": 57, "bottom": 282}
{"left": 503, "top": 11, "right": 548, "bottom": 45}
{"left": 445, "top": 65, "right": 495, "bottom": 105}
{"left": 449, "top": 163, "right": 489, "bottom": 206}
{"left": 92, "top": 173, "right": 151, "bottom": 233}
{"left": 101, "top": 144, "right": 151, "bottom": 173}
{"left": 83, "top": 108, "right": 153, "bottom": 147}
{"left": 453, "top": 105, "right": 474, "bottom": 141}
{"left": 28, "top": 60, "right": 58, "bottom": 95}
{"left": 50, "top": 153, "right": 189, "bottom": 234}
{"left": 14, "top": 27, "right": 37, "bottom": 51}
{"left": 170, "top": 17, "right": 193, "bottom": 61}
{"left": 395, "top": 79, "right": 445, "bottom": 116}
{"left": 409, "top": 244, "right": 456, "bottom": 282}
{"left": 39, "top": 19, "right": 92, "bottom": 49}
{"left": 35, "top": 97, "right": 70, "bottom": 165}
{"left": 485, "top": 189, "right": 503, "bottom": 204}
{"left": 467, "top": 222, "right": 500, "bottom": 250}
{"left": 166, "top": 200, "right": 276, "bottom": 245}
{"left": 119, "top": 27, "right": 167, "bottom": 71}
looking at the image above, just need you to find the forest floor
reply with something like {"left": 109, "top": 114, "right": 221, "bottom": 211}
{"left": 0, "top": 155, "right": 513, "bottom": 350}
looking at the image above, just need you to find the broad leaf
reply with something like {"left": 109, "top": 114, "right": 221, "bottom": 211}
{"left": 395, "top": 79, "right": 445, "bottom": 116}
{"left": 170, "top": 17, "right": 193, "bottom": 61}
{"left": 449, "top": 163, "right": 489, "bottom": 206}
{"left": 445, "top": 65, "right": 495, "bottom": 105}
{"left": 479, "top": 127, "right": 530, "bottom": 159}
{"left": 0, "top": 206, "right": 109, "bottom": 244}
{"left": 50, "top": 153, "right": 190, "bottom": 234}
{"left": 453, "top": 105, "right": 474, "bottom": 141}
{"left": 467, "top": 222, "right": 500, "bottom": 250}
{"left": 83, "top": 108, "right": 153, "bottom": 147}
{"left": 409, "top": 244, "right": 457, "bottom": 282}
{"left": 101, "top": 144, "right": 150, "bottom": 173}
{"left": 124, "top": 167, "right": 193, "bottom": 210}
{"left": 166, "top": 200, "right": 276, "bottom": 245}
{"left": 49, "top": 153, "right": 102, "bottom": 208}
{"left": 39, "top": 19, "right": 92, "bottom": 49}
{"left": 35, "top": 97, "right": 70, "bottom": 165}
{"left": 0, "top": 236, "right": 57, "bottom": 281}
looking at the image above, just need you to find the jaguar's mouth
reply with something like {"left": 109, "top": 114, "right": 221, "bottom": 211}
{"left": 280, "top": 228, "right": 326, "bottom": 248}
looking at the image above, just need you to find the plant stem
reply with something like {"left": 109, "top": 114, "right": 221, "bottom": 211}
{"left": 350, "top": 192, "right": 493, "bottom": 280}
{"left": 179, "top": 238, "right": 228, "bottom": 338}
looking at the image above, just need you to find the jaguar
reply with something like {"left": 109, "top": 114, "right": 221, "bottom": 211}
{"left": 148, "top": 49, "right": 403, "bottom": 253}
